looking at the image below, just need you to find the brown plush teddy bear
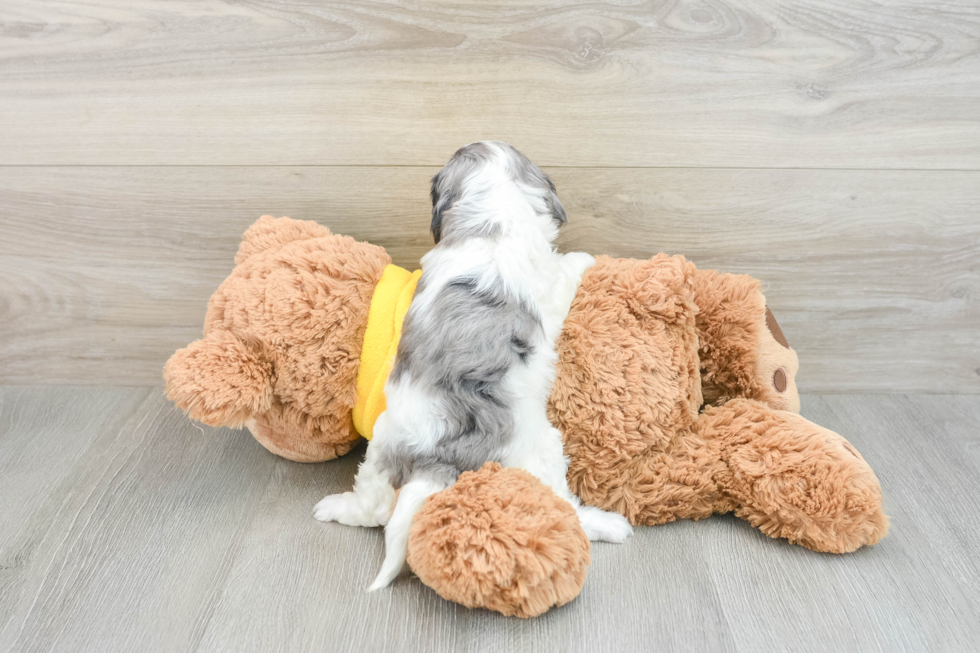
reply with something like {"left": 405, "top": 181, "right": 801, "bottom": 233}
{"left": 165, "top": 216, "right": 888, "bottom": 618}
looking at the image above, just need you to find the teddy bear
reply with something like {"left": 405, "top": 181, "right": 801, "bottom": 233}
{"left": 164, "top": 215, "right": 888, "bottom": 617}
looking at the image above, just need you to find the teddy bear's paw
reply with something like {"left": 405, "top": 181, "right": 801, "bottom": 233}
{"left": 577, "top": 504, "right": 633, "bottom": 543}
{"left": 313, "top": 492, "right": 389, "bottom": 527}
{"left": 407, "top": 463, "right": 590, "bottom": 618}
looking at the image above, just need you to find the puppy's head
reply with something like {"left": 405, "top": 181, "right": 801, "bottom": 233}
{"left": 430, "top": 141, "right": 566, "bottom": 244}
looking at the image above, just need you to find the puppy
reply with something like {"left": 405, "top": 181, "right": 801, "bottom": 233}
{"left": 314, "top": 141, "right": 632, "bottom": 590}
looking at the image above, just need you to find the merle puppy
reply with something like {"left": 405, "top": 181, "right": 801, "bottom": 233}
{"left": 315, "top": 141, "right": 632, "bottom": 590}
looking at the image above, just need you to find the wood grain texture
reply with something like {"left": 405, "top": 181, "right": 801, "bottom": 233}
{"left": 1, "top": 0, "right": 979, "bottom": 167}
{"left": 1, "top": 166, "right": 977, "bottom": 392}
{"left": 707, "top": 394, "right": 980, "bottom": 652}
{"left": 1, "top": 388, "right": 979, "bottom": 652}
{"left": 0, "top": 387, "right": 279, "bottom": 653}
{"left": 0, "top": 387, "right": 152, "bottom": 639}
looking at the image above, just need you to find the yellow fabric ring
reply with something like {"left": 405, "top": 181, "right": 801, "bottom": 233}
{"left": 352, "top": 264, "right": 422, "bottom": 440}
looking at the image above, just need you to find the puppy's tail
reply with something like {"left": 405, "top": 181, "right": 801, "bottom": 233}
{"left": 368, "top": 476, "right": 446, "bottom": 591}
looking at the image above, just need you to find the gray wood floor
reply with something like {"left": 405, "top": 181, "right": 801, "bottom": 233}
{"left": 1, "top": 387, "right": 977, "bottom": 652}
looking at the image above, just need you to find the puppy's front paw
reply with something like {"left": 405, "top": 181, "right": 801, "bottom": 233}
{"left": 578, "top": 505, "right": 633, "bottom": 543}
{"left": 314, "top": 492, "right": 379, "bottom": 527}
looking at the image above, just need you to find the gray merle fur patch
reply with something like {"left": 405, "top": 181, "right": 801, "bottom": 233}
{"left": 379, "top": 278, "right": 542, "bottom": 488}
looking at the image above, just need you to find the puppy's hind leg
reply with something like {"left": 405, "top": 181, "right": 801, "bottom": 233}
{"left": 368, "top": 475, "right": 447, "bottom": 591}
{"left": 314, "top": 416, "right": 398, "bottom": 527}
{"left": 574, "top": 502, "right": 633, "bottom": 544}
{"left": 512, "top": 426, "right": 633, "bottom": 544}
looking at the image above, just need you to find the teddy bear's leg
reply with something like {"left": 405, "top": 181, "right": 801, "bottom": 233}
{"left": 562, "top": 423, "right": 738, "bottom": 528}
{"left": 406, "top": 463, "right": 591, "bottom": 618}
{"left": 698, "top": 398, "right": 888, "bottom": 553}
{"left": 690, "top": 268, "right": 800, "bottom": 413}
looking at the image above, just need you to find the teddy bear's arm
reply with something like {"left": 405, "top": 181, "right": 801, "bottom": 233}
{"left": 163, "top": 330, "right": 273, "bottom": 428}
{"left": 698, "top": 398, "right": 889, "bottom": 553}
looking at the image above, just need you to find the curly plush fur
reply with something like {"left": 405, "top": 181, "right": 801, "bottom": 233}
{"left": 164, "top": 216, "right": 390, "bottom": 462}
{"left": 546, "top": 255, "right": 887, "bottom": 549}
{"left": 691, "top": 268, "right": 800, "bottom": 413}
{"left": 166, "top": 217, "right": 888, "bottom": 618}
{"left": 407, "top": 462, "right": 590, "bottom": 618}
{"left": 407, "top": 255, "right": 887, "bottom": 617}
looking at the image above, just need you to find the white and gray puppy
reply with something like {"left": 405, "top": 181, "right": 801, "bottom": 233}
{"left": 314, "top": 141, "right": 632, "bottom": 590}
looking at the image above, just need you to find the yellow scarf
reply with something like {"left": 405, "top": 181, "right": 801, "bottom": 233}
{"left": 352, "top": 264, "right": 422, "bottom": 440}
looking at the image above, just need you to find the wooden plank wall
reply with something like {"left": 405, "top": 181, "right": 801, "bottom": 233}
{"left": 1, "top": 0, "right": 978, "bottom": 392}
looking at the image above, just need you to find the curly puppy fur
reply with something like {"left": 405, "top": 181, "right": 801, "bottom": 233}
{"left": 164, "top": 216, "right": 390, "bottom": 462}
{"left": 313, "top": 142, "right": 629, "bottom": 593}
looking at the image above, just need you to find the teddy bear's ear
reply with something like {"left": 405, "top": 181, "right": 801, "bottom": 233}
{"left": 234, "top": 215, "right": 331, "bottom": 265}
{"left": 163, "top": 331, "right": 274, "bottom": 428}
